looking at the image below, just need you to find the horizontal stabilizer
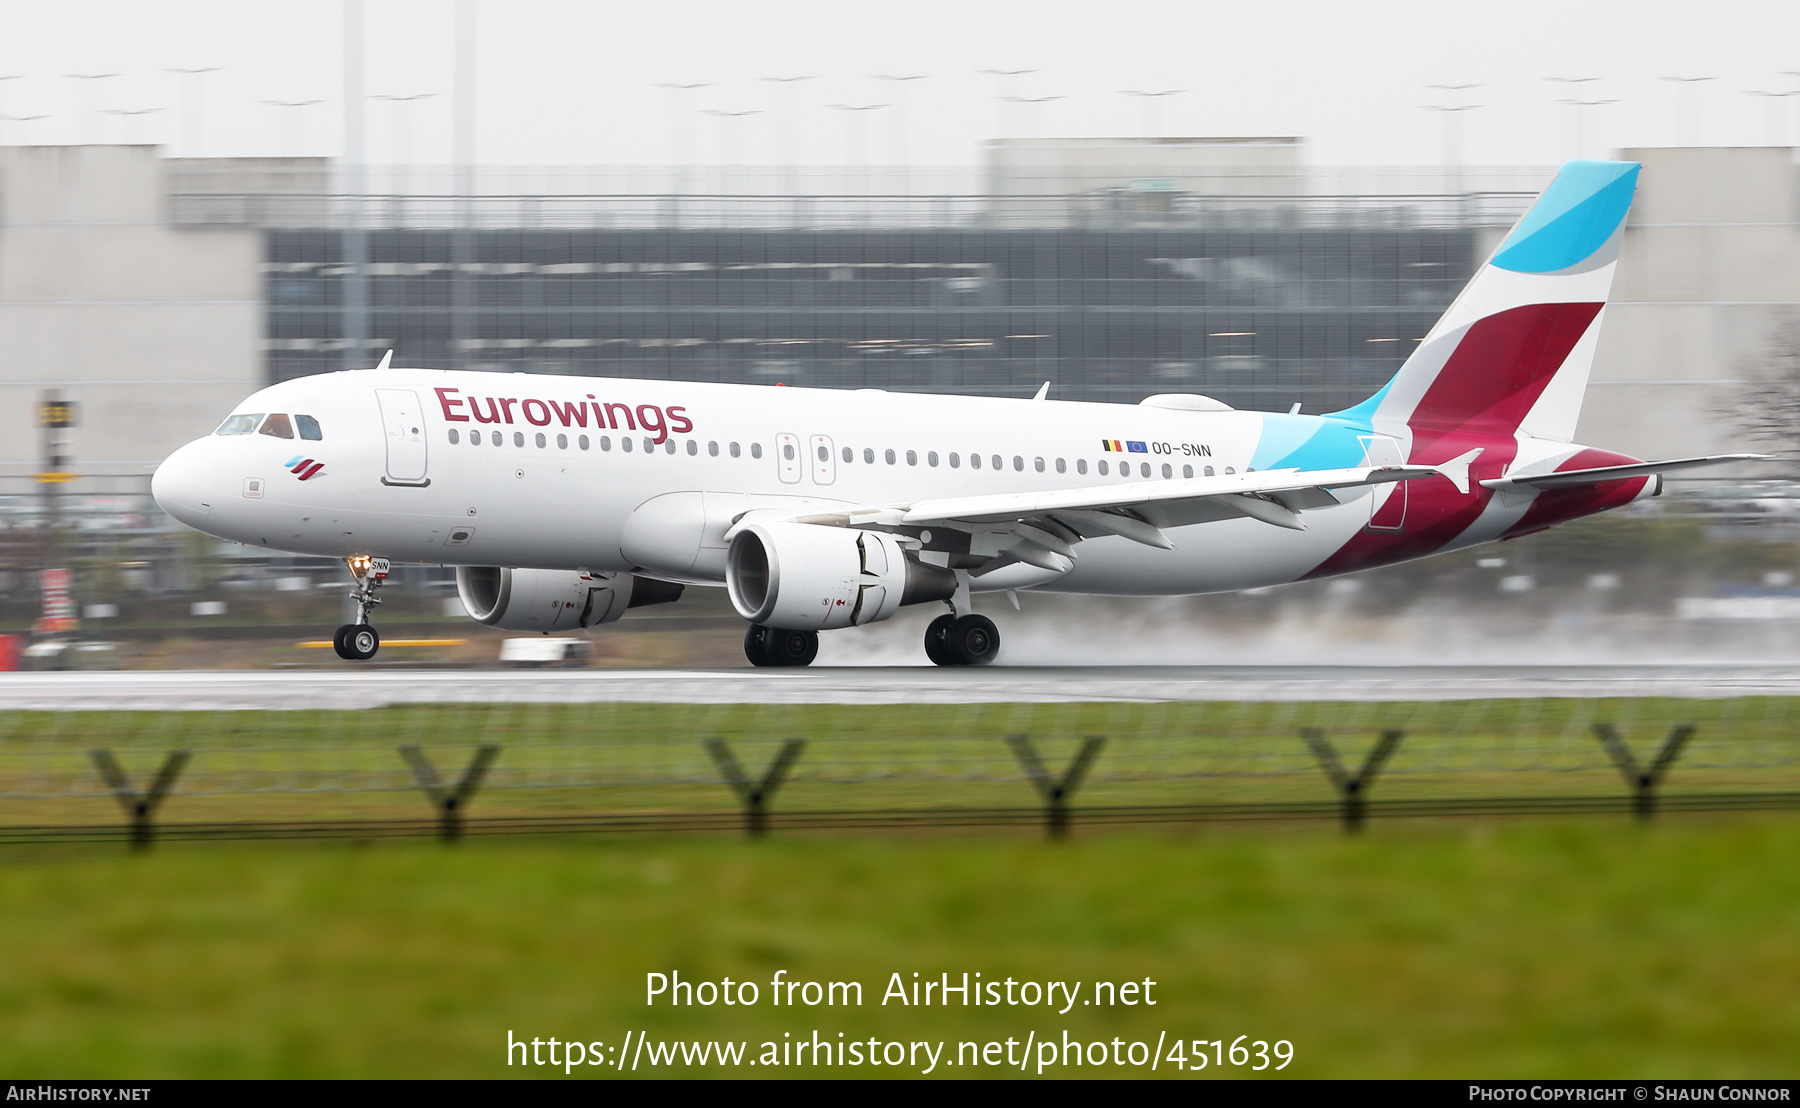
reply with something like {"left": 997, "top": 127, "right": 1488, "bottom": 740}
{"left": 1480, "top": 454, "right": 1772, "bottom": 491}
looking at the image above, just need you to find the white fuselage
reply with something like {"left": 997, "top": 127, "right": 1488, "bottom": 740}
{"left": 151, "top": 367, "right": 1516, "bottom": 595}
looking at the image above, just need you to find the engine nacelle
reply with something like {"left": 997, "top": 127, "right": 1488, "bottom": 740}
{"left": 455, "top": 567, "right": 682, "bottom": 633}
{"left": 726, "top": 522, "right": 957, "bottom": 630}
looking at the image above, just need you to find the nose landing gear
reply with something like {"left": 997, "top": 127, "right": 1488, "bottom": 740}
{"left": 334, "top": 555, "right": 388, "bottom": 661}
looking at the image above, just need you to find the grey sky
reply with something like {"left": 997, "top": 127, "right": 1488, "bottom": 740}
{"left": 1, "top": 0, "right": 1797, "bottom": 167}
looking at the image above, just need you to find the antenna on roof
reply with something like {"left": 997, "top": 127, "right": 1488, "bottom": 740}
{"left": 375, "top": 350, "right": 392, "bottom": 371}
{"left": 1032, "top": 382, "right": 1050, "bottom": 401}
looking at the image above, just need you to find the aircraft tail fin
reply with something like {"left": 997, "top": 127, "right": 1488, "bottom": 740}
{"left": 1333, "top": 160, "right": 1639, "bottom": 458}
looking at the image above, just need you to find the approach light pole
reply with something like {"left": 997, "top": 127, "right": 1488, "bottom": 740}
{"left": 64, "top": 73, "right": 118, "bottom": 145}
{"left": 1659, "top": 75, "right": 1716, "bottom": 146}
{"left": 1747, "top": 89, "right": 1800, "bottom": 147}
{"left": 757, "top": 75, "right": 815, "bottom": 205}
{"left": 102, "top": 107, "right": 163, "bottom": 146}
{"left": 1121, "top": 89, "right": 1183, "bottom": 140}
{"left": 875, "top": 74, "right": 928, "bottom": 197}
{"left": 165, "top": 66, "right": 221, "bottom": 157}
{"left": 824, "top": 102, "right": 888, "bottom": 201}
{"left": 703, "top": 108, "right": 762, "bottom": 216}
{"left": 1557, "top": 97, "right": 1619, "bottom": 160}
{"left": 979, "top": 68, "right": 1036, "bottom": 139}
{"left": 262, "top": 99, "right": 325, "bottom": 157}
{"left": 655, "top": 81, "right": 710, "bottom": 218}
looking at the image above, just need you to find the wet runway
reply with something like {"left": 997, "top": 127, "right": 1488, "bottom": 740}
{"left": 4, "top": 664, "right": 1800, "bottom": 711}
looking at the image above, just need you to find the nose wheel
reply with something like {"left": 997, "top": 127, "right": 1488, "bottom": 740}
{"left": 925, "top": 613, "right": 999, "bottom": 666}
{"left": 745, "top": 625, "right": 819, "bottom": 667}
{"left": 334, "top": 623, "right": 380, "bottom": 660}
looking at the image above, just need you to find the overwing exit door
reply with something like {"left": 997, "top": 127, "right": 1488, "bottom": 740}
{"left": 809, "top": 434, "right": 836, "bottom": 485}
{"left": 376, "top": 388, "right": 430, "bottom": 486}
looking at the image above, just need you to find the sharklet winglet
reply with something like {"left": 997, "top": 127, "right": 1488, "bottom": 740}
{"left": 1437, "top": 448, "right": 1482, "bottom": 496}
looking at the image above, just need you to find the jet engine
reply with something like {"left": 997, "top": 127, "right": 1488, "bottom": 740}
{"left": 455, "top": 567, "right": 683, "bottom": 633}
{"left": 725, "top": 522, "right": 957, "bottom": 630}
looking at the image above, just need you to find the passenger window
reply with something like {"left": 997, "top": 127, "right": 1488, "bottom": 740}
{"left": 926, "top": 451, "right": 937, "bottom": 467}
{"left": 490, "top": 431, "right": 502, "bottom": 446}
{"left": 535, "top": 432, "right": 547, "bottom": 448}
{"left": 864, "top": 448, "right": 874, "bottom": 464}
{"left": 687, "top": 440, "right": 698, "bottom": 455}
{"left": 841, "top": 446, "right": 852, "bottom": 463}
{"left": 1055, "top": 458, "right": 1065, "bottom": 474}
{"left": 783, "top": 443, "right": 795, "bottom": 461}
{"left": 599, "top": 436, "right": 611, "bottom": 451}
{"left": 448, "top": 428, "right": 460, "bottom": 444}
{"left": 513, "top": 431, "right": 525, "bottom": 447}
{"left": 1098, "top": 460, "right": 1108, "bottom": 475}
{"left": 1140, "top": 463, "right": 1151, "bottom": 478}
{"left": 1034, "top": 457, "right": 1044, "bottom": 472}
{"left": 259, "top": 413, "right": 295, "bottom": 438}
{"left": 751, "top": 443, "right": 763, "bottom": 459}
{"left": 580, "top": 435, "right": 590, "bottom": 450}
{"left": 1008, "top": 455, "right": 1019, "bottom": 471}
{"left": 558, "top": 434, "right": 568, "bottom": 449}
{"left": 216, "top": 414, "right": 262, "bottom": 435}
{"left": 730, "top": 442, "right": 741, "bottom": 457}
{"left": 1204, "top": 465, "right": 1214, "bottom": 476}
{"left": 1225, "top": 466, "right": 1236, "bottom": 474}
{"left": 665, "top": 440, "right": 675, "bottom": 455}
{"left": 470, "top": 431, "right": 481, "bottom": 446}
{"left": 708, "top": 441, "right": 719, "bottom": 456}
{"left": 296, "top": 414, "right": 323, "bottom": 440}
{"left": 990, "top": 455, "right": 1002, "bottom": 471}
{"left": 969, "top": 454, "right": 980, "bottom": 470}
{"left": 622, "top": 437, "right": 633, "bottom": 453}
{"left": 1162, "top": 463, "right": 1172, "bottom": 479}
{"left": 949, "top": 453, "right": 961, "bottom": 468}
{"left": 817, "top": 444, "right": 829, "bottom": 462}
{"left": 1183, "top": 464, "right": 1193, "bottom": 478}
{"left": 643, "top": 437, "right": 653, "bottom": 452}
{"left": 1076, "top": 459, "right": 1087, "bottom": 475}
{"left": 886, "top": 449, "right": 897, "bottom": 465}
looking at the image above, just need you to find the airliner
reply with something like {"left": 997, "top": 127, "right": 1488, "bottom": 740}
{"left": 151, "top": 160, "right": 1758, "bottom": 666}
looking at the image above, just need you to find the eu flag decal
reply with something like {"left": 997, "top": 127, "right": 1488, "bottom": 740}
{"left": 1126, "top": 441, "right": 1149, "bottom": 453}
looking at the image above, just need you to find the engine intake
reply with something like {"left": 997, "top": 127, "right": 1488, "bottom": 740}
{"left": 726, "top": 522, "right": 956, "bottom": 630}
{"left": 455, "top": 567, "right": 681, "bottom": 633}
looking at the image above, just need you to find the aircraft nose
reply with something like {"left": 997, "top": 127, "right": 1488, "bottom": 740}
{"left": 152, "top": 440, "right": 216, "bottom": 528}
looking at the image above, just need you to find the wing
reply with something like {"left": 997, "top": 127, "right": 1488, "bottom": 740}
{"left": 725, "top": 458, "right": 1467, "bottom": 582}
{"left": 1480, "top": 453, "right": 1770, "bottom": 491}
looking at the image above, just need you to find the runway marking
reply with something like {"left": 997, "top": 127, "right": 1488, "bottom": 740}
{"left": 4, "top": 665, "right": 1800, "bottom": 711}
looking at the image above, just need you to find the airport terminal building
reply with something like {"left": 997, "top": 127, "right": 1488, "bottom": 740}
{"left": 0, "top": 140, "right": 1795, "bottom": 497}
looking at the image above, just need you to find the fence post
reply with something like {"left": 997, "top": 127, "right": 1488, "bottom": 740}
{"left": 399, "top": 745, "right": 500, "bottom": 840}
{"left": 1302, "top": 728, "right": 1403, "bottom": 833}
{"left": 1005, "top": 734, "right": 1106, "bottom": 839}
{"left": 89, "top": 749, "right": 190, "bottom": 850}
{"left": 705, "top": 739, "right": 806, "bottom": 837}
{"left": 1592, "top": 723, "right": 1695, "bottom": 821}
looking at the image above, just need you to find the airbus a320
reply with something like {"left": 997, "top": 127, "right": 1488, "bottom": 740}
{"left": 152, "top": 160, "right": 1758, "bottom": 666}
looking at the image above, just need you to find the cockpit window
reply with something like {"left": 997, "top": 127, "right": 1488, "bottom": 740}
{"left": 216, "top": 414, "right": 263, "bottom": 435}
{"left": 296, "top": 414, "right": 323, "bottom": 441}
{"left": 258, "top": 413, "right": 295, "bottom": 439}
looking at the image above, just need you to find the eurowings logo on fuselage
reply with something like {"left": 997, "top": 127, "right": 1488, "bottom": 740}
{"left": 285, "top": 455, "right": 325, "bottom": 481}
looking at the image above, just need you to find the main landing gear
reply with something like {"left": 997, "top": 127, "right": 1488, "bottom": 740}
{"left": 745, "top": 624, "right": 819, "bottom": 668}
{"left": 333, "top": 555, "right": 389, "bottom": 661}
{"left": 924, "top": 612, "right": 1001, "bottom": 667}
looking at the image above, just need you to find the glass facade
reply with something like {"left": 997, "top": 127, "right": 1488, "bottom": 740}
{"left": 266, "top": 223, "right": 1478, "bottom": 413}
